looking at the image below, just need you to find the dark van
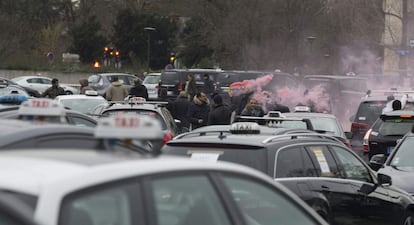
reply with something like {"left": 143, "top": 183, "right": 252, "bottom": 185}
{"left": 158, "top": 69, "right": 222, "bottom": 99}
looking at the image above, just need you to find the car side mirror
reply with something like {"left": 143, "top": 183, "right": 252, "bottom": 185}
{"left": 377, "top": 173, "right": 392, "bottom": 186}
{"left": 344, "top": 131, "right": 353, "bottom": 139}
{"left": 349, "top": 115, "right": 355, "bottom": 122}
{"left": 369, "top": 154, "right": 386, "bottom": 171}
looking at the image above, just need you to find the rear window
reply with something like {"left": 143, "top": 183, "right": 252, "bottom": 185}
{"left": 379, "top": 118, "right": 414, "bottom": 136}
{"left": 160, "top": 71, "right": 182, "bottom": 84}
{"left": 143, "top": 75, "right": 160, "bottom": 84}
{"left": 88, "top": 75, "right": 101, "bottom": 84}
{"left": 339, "top": 79, "right": 367, "bottom": 92}
{"left": 102, "top": 109, "right": 167, "bottom": 129}
{"left": 355, "top": 101, "right": 386, "bottom": 122}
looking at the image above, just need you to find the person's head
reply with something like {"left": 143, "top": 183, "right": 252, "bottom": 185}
{"left": 179, "top": 91, "right": 187, "bottom": 98}
{"left": 51, "top": 78, "right": 59, "bottom": 87}
{"left": 187, "top": 74, "right": 194, "bottom": 81}
{"left": 134, "top": 78, "right": 142, "bottom": 85}
{"left": 392, "top": 100, "right": 402, "bottom": 110}
{"left": 203, "top": 74, "right": 210, "bottom": 80}
{"left": 213, "top": 94, "right": 223, "bottom": 105}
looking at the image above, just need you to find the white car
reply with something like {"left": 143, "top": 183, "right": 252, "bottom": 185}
{"left": 55, "top": 91, "right": 107, "bottom": 114}
{"left": 143, "top": 73, "right": 161, "bottom": 100}
{"left": 11, "top": 76, "right": 79, "bottom": 95}
{"left": 0, "top": 149, "right": 327, "bottom": 225}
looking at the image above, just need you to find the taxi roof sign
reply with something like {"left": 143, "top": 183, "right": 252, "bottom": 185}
{"left": 18, "top": 98, "right": 65, "bottom": 116}
{"left": 128, "top": 96, "right": 146, "bottom": 104}
{"left": 230, "top": 122, "right": 260, "bottom": 134}
{"left": 94, "top": 114, "right": 164, "bottom": 139}
{"left": 84, "top": 90, "right": 98, "bottom": 96}
{"left": 294, "top": 106, "right": 311, "bottom": 112}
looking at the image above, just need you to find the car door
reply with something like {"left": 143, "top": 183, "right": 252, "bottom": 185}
{"left": 26, "top": 78, "right": 47, "bottom": 93}
{"left": 305, "top": 145, "right": 358, "bottom": 225}
{"left": 329, "top": 145, "right": 400, "bottom": 225}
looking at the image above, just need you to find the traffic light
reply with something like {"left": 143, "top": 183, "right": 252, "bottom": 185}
{"left": 169, "top": 52, "right": 176, "bottom": 64}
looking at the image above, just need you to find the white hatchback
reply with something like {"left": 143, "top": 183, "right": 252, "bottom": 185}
{"left": 0, "top": 149, "right": 327, "bottom": 225}
{"left": 143, "top": 73, "right": 161, "bottom": 100}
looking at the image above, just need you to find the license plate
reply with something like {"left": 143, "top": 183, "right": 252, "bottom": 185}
{"left": 167, "top": 91, "right": 174, "bottom": 95}
{"left": 387, "top": 146, "right": 394, "bottom": 154}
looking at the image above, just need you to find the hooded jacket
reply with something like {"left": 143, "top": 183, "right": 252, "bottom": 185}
{"left": 79, "top": 78, "right": 92, "bottom": 94}
{"left": 105, "top": 80, "right": 128, "bottom": 101}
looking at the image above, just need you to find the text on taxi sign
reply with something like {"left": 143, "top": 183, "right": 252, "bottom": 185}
{"left": 115, "top": 117, "right": 140, "bottom": 128}
{"left": 31, "top": 99, "right": 50, "bottom": 108}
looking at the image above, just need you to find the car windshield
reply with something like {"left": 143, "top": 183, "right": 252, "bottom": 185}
{"left": 102, "top": 109, "right": 167, "bottom": 129}
{"left": 379, "top": 118, "right": 414, "bottom": 136}
{"left": 143, "top": 75, "right": 160, "bottom": 84}
{"left": 0, "top": 87, "right": 29, "bottom": 97}
{"left": 390, "top": 137, "right": 414, "bottom": 171}
{"left": 308, "top": 117, "right": 341, "bottom": 135}
{"left": 60, "top": 98, "right": 107, "bottom": 114}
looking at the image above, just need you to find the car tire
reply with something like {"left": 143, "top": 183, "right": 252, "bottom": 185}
{"left": 403, "top": 211, "right": 414, "bottom": 225}
{"left": 65, "top": 91, "right": 73, "bottom": 95}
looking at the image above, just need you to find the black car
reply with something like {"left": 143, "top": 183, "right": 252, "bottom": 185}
{"left": 163, "top": 122, "right": 414, "bottom": 225}
{"left": 370, "top": 130, "right": 414, "bottom": 196}
{"left": 158, "top": 69, "right": 222, "bottom": 99}
{"left": 364, "top": 110, "right": 414, "bottom": 160}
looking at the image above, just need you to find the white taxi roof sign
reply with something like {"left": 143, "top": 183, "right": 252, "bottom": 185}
{"left": 128, "top": 97, "right": 146, "bottom": 104}
{"left": 94, "top": 114, "right": 164, "bottom": 139}
{"left": 84, "top": 90, "right": 98, "bottom": 96}
{"left": 18, "top": 98, "right": 66, "bottom": 116}
{"left": 294, "top": 106, "right": 311, "bottom": 112}
{"left": 230, "top": 122, "right": 260, "bottom": 134}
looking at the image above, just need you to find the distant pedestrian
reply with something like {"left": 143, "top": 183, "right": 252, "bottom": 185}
{"left": 158, "top": 88, "right": 175, "bottom": 114}
{"left": 203, "top": 74, "right": 215, "bottom": 98}
{"left": 129, "top": 78, "right": 148, "bottom": 100}
{"left": 41, "top": 78, "right": 65, "bottom": 99}
{"left": 208, "top": 94, "right": 232, "bottom": 125}
{"left": 173, "top": 91, "right": 191, "bottom": 131}
{"left": 187, "top": 92, "right": 210, "bottom": 130}
{"left": 105, "top": 76, "right": 128, "bottom": 102}
{"left": 241, "top": 98, "right": 264, "bottom": 117}
{"left": 79, "top": 78, "right": 92, "bottom": 94}
{"left": 185, "top": 74, "right": 197, "bottom": 101}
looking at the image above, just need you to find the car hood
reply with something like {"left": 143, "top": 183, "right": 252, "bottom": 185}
{"left": 378, "top": 166, "right": 414, "bottom": 194}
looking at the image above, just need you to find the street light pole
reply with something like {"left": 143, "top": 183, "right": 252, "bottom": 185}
{"left": 144, "top": 27, "right": 156, "bottom": 72}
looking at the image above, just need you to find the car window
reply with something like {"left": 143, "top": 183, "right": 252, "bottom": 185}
{"left": 60, "top": 181, "right": 137, "bottom": 225}
{"left": 160, "top": 71, "right": 180, "bottom": 83}
{"left": 379, "top": 118, "right": 414, "bottom": 136}
{"left": 40, "top": 78, "right": 51, "bottom": 84}
{"left": 339, "top": 79, "right": 367, "bottom": 92}
{"left": 143, "top": 76, "right": 160, "bottom": 84}
{"left": 222, "top": 175, "right": 318, "bottom": 225}
{"left": 308, "top": 117, "right": 341, "bottom": 135}
{"left": 354, "top": 101, "right": 386, "bottom": 123}
{"left": 35, "top": 135, "right": 98, "bottom": 149}
{"left": 88, "top": 75, "right": 101, "bottom": 84}
{"left": 389, "top": 137, "right": 414, "bottom": 171}
{"left": 275, "top": 146, "right": 317, "bottom": 178}
{"left": 27, "top": 78, "right": 40, "bottom": 84}
{"left": 330, "top": 146, "right": 372, "bottom": 182}
{"left": 69, "top": 116, "right": 97, "bottom": 127}
{"left": 0, "top": 214, "right": 25, "bottom": 225}
{"left": 151, "top": 175, "right": 231, "bottom": 225}
{"left": 306, "top": 146, "right": 340, "bottom": 178}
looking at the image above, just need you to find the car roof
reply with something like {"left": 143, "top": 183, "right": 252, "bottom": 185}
{"left": 102, "top": 102, "right": 165, "bottom": 112}
{"left": 95, "top": 73, "right": 135, "bottom": 77}
{"left": 0, "top": 149, "right": 277, "bottom": 196}
{"left": 55, "top": 95, "right": 106, "bottom": 100}
{"left": 283, "top": 112, "right": 337, "bottom": 119}
{"left": 0, "top": 106, "right": 97, "bottom": 119}
{"left": 381, "top": 110, "right": 414, "bottom": 117}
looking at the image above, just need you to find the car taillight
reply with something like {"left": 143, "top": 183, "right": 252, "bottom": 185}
{"left": 163, "top": 131, "right": 173, "bottom": 145}
{"left": 351, "top": 122, "right": 369, "bottom": 133}
{"left": 362, "top": 128, "right": 372, "bottom": 152}
{"left": 178, "top": 82, "right": 183, "bottom": 91}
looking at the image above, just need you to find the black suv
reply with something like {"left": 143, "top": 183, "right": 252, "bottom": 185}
{"left": 364, "top": 110, "right": 414, "bottom": 160}
{"left": 158, "top": 69, "right": 222, "bottom": 99}
{"left": 163, "top": 123, "right": 414, "bottom": 225}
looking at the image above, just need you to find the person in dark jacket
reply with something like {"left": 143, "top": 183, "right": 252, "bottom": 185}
{"left": 208, "top": 94, "right": 232, "bottom": 125}
{"left": 203, "top": 74, "right": 215, "bottom": 98}
{"left": 187, "top": 92, "right": 210, "bottom": 130}
{"left": 129, "top": 78, "right": 148, "bottom": 100}
{"left": 172, "top": 91, "right": 191, "bottom": 130}
{"left": 158, "top": 88, "right": 174, "bottom": 114}
{"left": 41, "top": 78, "right": 65, "bottom": 99}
